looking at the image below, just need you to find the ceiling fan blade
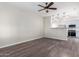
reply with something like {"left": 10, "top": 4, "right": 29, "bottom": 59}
{"left": 38, "top": 9, "right": 45, "bottom": 12}
{"left": 38, "top": 5, "right": 45, "bottom": 8}
{"left": 48, "top": 8, "right": 57, "bottom": 10}
{"left": 47, "top": 2, "right": 54, "bottom": 8}
{"left": 45, "top": 2, "right": 48, "bottom": 5}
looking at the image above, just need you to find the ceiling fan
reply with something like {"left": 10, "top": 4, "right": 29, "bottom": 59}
{"left": 38, "top": 2, "right": 57, "bottom": 13}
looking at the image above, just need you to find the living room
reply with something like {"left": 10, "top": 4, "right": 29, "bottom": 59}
{"left": 0, "top": 1, "right": 79, "bottom": 57}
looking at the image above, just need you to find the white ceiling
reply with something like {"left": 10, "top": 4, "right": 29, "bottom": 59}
{"left": 6, "top": 2, "right": 79, "bottom": 17}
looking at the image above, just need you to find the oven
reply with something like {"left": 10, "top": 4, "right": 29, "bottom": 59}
{"left": 68, "top": 30, "right": 76, "bottom": 37}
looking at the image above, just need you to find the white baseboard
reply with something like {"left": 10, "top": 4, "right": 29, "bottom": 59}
{"left": 0, "top": 35, "right": 43, "bottom": 48}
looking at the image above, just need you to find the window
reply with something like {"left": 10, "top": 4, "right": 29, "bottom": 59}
{"left": 51, "top": 16, "right": 58, "bottom": 28}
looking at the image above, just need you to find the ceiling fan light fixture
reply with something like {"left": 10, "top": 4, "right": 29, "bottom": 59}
{"left": 46, "top": 10, "right": 49, "bottom": 13}
{"left": 38, "top": 2, "right": 57, "bottom": 13}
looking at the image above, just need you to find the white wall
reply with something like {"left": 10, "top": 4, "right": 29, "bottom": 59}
{"left": 0, "top": 3, "right": 43, "bottom": 48}
{"left": 44, "top": 16, "right": 67, "bottom": 40}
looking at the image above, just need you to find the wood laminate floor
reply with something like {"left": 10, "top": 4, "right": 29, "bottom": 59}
{"left": 0, "top": 37, "right": 79, "bottom": 57}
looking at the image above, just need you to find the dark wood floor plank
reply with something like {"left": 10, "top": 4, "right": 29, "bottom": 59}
{"left": 0, "top": 37, "right": 79, "bottom": 57}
